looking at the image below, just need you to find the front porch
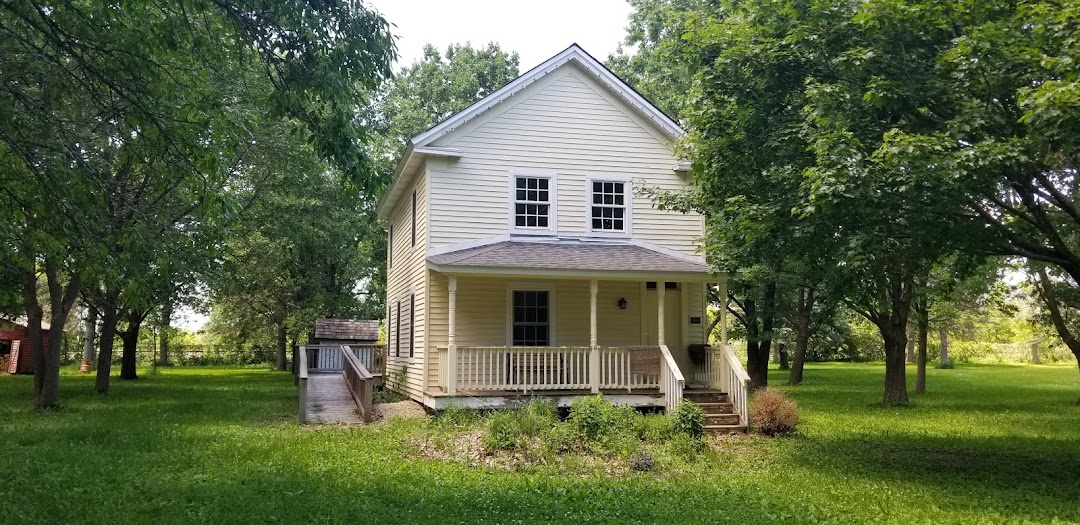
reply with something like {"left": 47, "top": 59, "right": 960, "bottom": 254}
{"left": 422, "top": 269, "right": 750, "bottom": 429}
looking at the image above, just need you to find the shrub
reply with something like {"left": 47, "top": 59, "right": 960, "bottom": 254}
{"left": 567, "top": 395, "right": 643, "bottom": 454}
{"left": 635, "top": 413, "right": 673, "bottom": 443}
{"left": 567, "top": 395, "right": 609, "bottom": 441}
{"left": 672, "top": 401, "right": 704, "bottom": 440}
{"left": 628, "top": 449, "right": 655, "bottom": 472}
{"left": 483, "top": 411, "right": 519, "bottom": 452}
{"left": 481, "top": 399, "right": 558, "bottom": 453}
{"left": 669, "top": 433, "right": 704, "bottom": 461}
{"left": 750, "top": 389, "right": 800, "bottom": 436}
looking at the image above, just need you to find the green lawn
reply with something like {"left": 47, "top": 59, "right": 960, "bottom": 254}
{"left": 1, "top": 363, "right": 1078, "bottom": 524}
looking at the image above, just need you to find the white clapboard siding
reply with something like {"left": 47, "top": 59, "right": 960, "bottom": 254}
{"left": 427, "top": 63, "right": 702, "bottom": 256}
{"left": 384, "top": 169, "right": 429, "bottom": 402}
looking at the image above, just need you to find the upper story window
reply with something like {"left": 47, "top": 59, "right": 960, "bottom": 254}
{"left": 509, "top": 170, "right": 557, "bottom": 234}
{"left": 588, "top": 177, "right": 631, "bottom": 236}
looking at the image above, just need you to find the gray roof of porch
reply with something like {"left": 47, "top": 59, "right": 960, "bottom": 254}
{"left": 427, "top": 241, "right": 710, "bottom": 275}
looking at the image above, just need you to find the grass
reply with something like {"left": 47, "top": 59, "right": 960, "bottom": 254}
{"left": 1, "top": 363, "right": 1078, "bottom": 524}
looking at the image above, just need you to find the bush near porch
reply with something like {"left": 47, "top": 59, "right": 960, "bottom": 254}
{"left": 1, "top": 363, "right": 1078, "bottom": 524}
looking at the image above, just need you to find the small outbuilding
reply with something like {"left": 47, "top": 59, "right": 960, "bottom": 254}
{"left": 0, "top": 317, "right": 51, "bottom": 374}
{"left": 311, "top": 319, "right": 380, "bottom": 346}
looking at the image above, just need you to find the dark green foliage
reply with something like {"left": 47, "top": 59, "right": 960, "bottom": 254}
{"left": 671, "top": 400, "right": 705, "bottom": 440}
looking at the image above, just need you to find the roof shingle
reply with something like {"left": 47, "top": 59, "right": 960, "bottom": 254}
{"left": 428, "top": 241, "right": 708, "bottom": 274}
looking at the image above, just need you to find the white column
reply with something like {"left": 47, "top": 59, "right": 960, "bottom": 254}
{"left": 657, "top": 282, "right": 666, "bottom": 347}
{"left": 447, "top": 275, "right": 458, "bottom": 395}
{"left": 589, "top": 279, "right": 600, "bottom": 393}
{"left": 719, "top": 279, "right": 729, "bottom": 347}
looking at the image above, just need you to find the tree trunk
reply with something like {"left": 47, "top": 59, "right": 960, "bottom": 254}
{"left": 880, "top": 321, "right": 910, "bottom": 404}
{"left": 778, "top": 343, "right": 789, "bottom": 370}
{"left": 276, "top": 323, "right": 287, "bottom": 371}
{"left": 95, "top": 290, "right": 120, "bottom": 394}
{"left": 745, "top": 282, "right": 777, "bottom": 390}
{"left": 788, "top": 287, "right": 815, "bottom": 385}
{"left": 868, "top": 276, "right": 913, "bottom": 405}
{"left": 159, "top": 301, "right": 172, "bottom": 365}
{"left": 119, "top": 310, "right": 144, "bottom": 380}
{"left": 906, "top": 326, "right": 916, "bottom": 364}
{"left": 1031, "top": 340, "right": 1041, "bottom": 365}
{"left": 21, "top": 253, "right": 82, "bottom": 408}
{"left": 938, "top": 328, "right": 949, "bottom": 367}
{"left": 81, "top": 305, "right": 98, "bottom": 373}
{"left": 772, "top": 344, "right": 781, "bottom": 365}
{"left": 915, "top": 310, "right": 928, "bottom": 394}
{"left": 1033, "top": 268, "right": 1080, "bottom": 404}
{"left": 911, "top": 300, "right": 928, "bottom": 393}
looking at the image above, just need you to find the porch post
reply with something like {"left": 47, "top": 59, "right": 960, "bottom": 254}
{"left": 447, "top": 275, "right": 458, "bottom": 395}
{"left": 719, "top": 279, "right": 728, "bottom": 347}
{"left": 657, "top": 282, "right": 666, "bottom": 346}
{"left": 589, "top": 279, "right": 600, "bottom": 393}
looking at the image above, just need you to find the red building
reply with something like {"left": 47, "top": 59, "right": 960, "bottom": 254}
{"left": 0, "top": 317, "right": 51, "bottom": 374}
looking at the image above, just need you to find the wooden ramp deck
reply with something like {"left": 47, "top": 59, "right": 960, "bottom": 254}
{"left": 304, "top": 373, "right": 363, "bottom": 424}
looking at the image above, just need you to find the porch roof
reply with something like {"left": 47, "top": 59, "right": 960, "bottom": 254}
{"left": 427, "top": 241, "right": 711, "bottom": 278}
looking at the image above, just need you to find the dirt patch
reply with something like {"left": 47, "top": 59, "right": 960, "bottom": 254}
{"left": 371, "top": 400, "right": 427, "bottom": 422}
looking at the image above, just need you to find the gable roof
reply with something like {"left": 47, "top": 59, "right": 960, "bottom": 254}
{"left": 313, "top": 319, "right": 380, "bottom": 342}
{"left": 377, "top": 43, "right": 684, "bottom": 219}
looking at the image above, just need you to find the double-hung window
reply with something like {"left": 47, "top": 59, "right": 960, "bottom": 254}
{"left": 511, "top": 290, "right": 550, "bottom": 346}
{"left": 588, "top": 178, "right": 630, "bottom": 235}
{"left": 510, "top": 171, "right": 556, "bottom": 233}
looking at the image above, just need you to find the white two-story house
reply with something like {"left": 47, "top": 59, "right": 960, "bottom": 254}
{"left": 377, "top": 45, "right": 748, "bottom": 427}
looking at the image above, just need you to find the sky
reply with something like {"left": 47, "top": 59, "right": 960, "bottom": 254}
{"left": 176, "top": 1, "right": 635, "bottom": 332}
{"left": 368, "top": 0, "right": 635, "bottom": 71}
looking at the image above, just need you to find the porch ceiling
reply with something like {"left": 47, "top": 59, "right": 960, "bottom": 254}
{"left": 427, "top": 241, "right": 712, "bottom": 279}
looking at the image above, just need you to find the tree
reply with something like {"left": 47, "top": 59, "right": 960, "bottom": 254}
{"left": 368, "top": 42, "right": 520, "bottom": 167}
{"left": 630, "top": 0, "right": 997, "bottom": 403}
{"left": 0, "top": 0, "right": 394, "bottom": 407}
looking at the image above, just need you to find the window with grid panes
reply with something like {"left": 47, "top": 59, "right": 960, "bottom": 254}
{"left": 511, "top": 290, "right": 549, "bottom": 346}
{"left": 513, "top": 176, "right": 550, "bottom": 228}
{"left": 590, "top": 180, "right": 627, "bottom": 231}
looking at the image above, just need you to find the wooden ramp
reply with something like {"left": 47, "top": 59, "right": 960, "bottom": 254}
{"left": 304, "top": 373, "right": 362, "bottom": 424}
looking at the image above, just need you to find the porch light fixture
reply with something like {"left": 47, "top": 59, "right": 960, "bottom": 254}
{"left": 618, "top": 297, "right": 628, "bottom": 310}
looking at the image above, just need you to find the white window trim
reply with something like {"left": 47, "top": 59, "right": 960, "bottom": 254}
{"left": 585, "top": 175, "right": 633, "bottom": 238}
{"left": 505, "top": 282, "right": 556, "bottom": 347}
{"left": 507, "top": 169, "right": 558, "bottom": 236}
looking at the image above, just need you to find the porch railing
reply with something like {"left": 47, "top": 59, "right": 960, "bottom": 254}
{"left": 443, "top": 346, "right": 667, "bottom": 394}
{"left": 693, "top": 345, "right": 750, "bottom": 426}
{"left": 599, "top": 347, "right": 660, "bottom": 390}
{"left": 454, "top": 346, "right": 592, "bottom": 391}
{"left": 303, "top": 344, "right": 384, "bottom": 375}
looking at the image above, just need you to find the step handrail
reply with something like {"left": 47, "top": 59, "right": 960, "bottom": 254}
{"left": 659, "top": 344, "right": 685, "bottom": 413}
{"left": 341, "top": 346, "right": 375, "bottom": 423}
{"left": 719, "top": 344, "right": 750, "bottom": 426}
{"left": 298, "top": 345, "right": 309, "bottom": 423}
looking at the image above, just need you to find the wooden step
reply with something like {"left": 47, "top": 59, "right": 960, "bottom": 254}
{"left": 705, "top": 413, "right": 742, "bottom": 426}
{"left": 683, "top": 392, "right": 730, "bottom": 404}
{"left": 704, "top": 424, "right": 748, "bottom": 435}
{"left": 693, "top": 402, "right": 735, "bottom": 414}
